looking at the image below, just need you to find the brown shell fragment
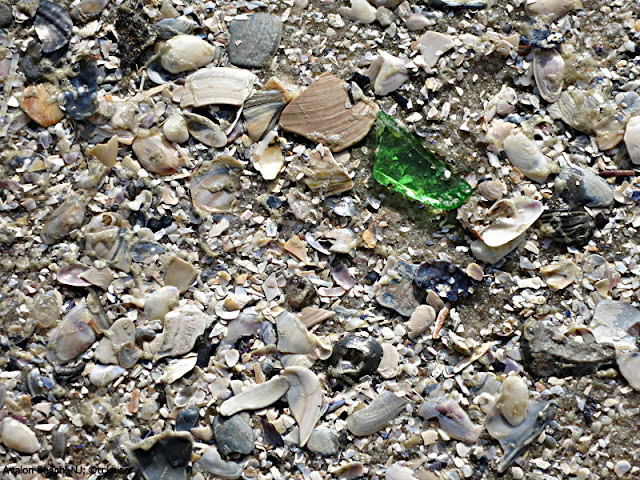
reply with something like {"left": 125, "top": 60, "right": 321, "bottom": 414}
{"left": 21, "top": 83, "right": 65, "bottom": 127}
{"left": 132, "top": 132, "right": 182, "bottom": 175}
{"left": 279, "top": 73, "right": 379, "bottom": 152}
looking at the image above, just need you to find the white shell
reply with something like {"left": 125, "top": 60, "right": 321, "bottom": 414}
{"left": 89, "top": 364, "right": 126, "bottom": 387}
{"left": 132, "top": 132, "right": 182, "bottom": 175}
{"left": 154, "top": 305, "right": 210, "bottom": 359}
{"left": 346, "top": 391, "right": 407, "bottom": 436}
{"left": 218, "top": 375, "right": 290, "bottom": 416}
{"left": 533, "top": 49, "right": 564, "bottom": 103}
{"left": 616, "top": 348, "right": 640, "bottom": 392}
{"left": 185, "top": 112, "right": 227, "bottom": 148}
{"left": 276, "top": 311, "right": 318, "bottom": 354}
{"left": 417, "top": 31, "right": 455, "bottom": 68}
{"left": 366, "top": 50, "right": 410, "bottom": 96}
{"left": 496, "top": 376, "right": 528, "bottom": 427}
{"left": 0, "top": 418, "right": 41, "bottom": 454}
{"left": 284, "top": 366, "right": 324, "bottom": 447}
{"left": 252, "top": 144, "right": 285, "bottom": 180}
{"left": 161, "top": 35, "right": 216, "bottom": 74}
{"left": 503, "top": 132, "right": 553, "bottom": 183}
{"left": 478, "top": 197, "right": 543, "bottom": 247}
{"left": 337, "top": 0, "right": 376, "bottom": 23}
{"left": 470, "top": 233, "right": 526, "bottom": 264}
{"left": 377, "top": 343, "right": 401, "bottom": 379}
{"left": 181, "top": 67, "right": 257, "bottom": 108}
{"left": 196, "top": 445, "right": 243, "bottom": 479}
{"left": 144, "top": 286, "right": 180, "bottom": 321}
{"left": 624, "top": 115, "right": 640, "bottom": 164}
{"left": 163, "top": 114, "right": 189, "bottom": 143}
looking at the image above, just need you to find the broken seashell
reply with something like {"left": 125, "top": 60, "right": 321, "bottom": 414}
{"left": 70, "top": 0, "right": 110, "bottom": 22}
{"left": 284, "top": 366, "right": 324, "bottom": 447}
{"left": 280, "top": 72, "right": 379, "bottom": 152}
{"left": 145, "top": 286, "right": 180, "bottom": 320}
{"left": 477, "top": 197, "right": 543, "bottom": 248}
{"left": 160, "top": 35, "right": 216, "bottom": 74}
{"left": 0, "top": 417, "right": 41, "bottom": 454}
{"left": 486, "top": 401, "right": 555, "bottom": 472}
{"left": 496, "top": 375, "right": 528, "bottom": 427}
{"left": 252, "top": 144, "right": 284, "bottom": 180}
{"left": 47, "top": 304, "right": 98, "bottom": 363}
{"left": 284, "top": 235, "right": 310, "bottom": 263}
{"left": 477, "top": 180, "right": 504, "bottom": 201}
{"left": 533, "top": 49, "right": 564, "bottom": 103}
{"left": 87, "top": 136, "right": 119, "bottom": 168}
{"left": 219, "top": 375, "right": 290, "bottom": 416}
{"left": 196, "top": 445, "right": 243, "bottom": 479}
{"left": 190, "top": 155, "right": 244, "bottom": 216}
{"left": 623, "top": 115, "right": 640, "bottom": 164}
{"left": 590, "top": 300, "right": 640, "bottom": 348}
{"left": 414, "top": 260, "right": 475, "bottom": 302}
{"left": 154, "top": 305, "right": 210, "bottom": 359}
{"left": 184, "top": 112, "right": 227, "bottom": 148}
{"left": 163, "top": 114, "right": 189, "bottom": 144}
{"left": 338, "top": 0, "right": 377, "bottom": 23}
{"left": 503, "top": 131, "right": 554, "bottom": 183}
{"left": 540, "top": 260, "right": 579, "bottom": 290}
{"left": 160, "top": 355, "right": 198, "bottom": 384}
{"left": 331, "top": 263, "right": 356, "bottom": 290}
{"left": 244, "top": 77, "right": 298, "bottom": 141}
{"left": 408, "top": 305, "right": 436, "bottom": 339}
{"left": 21, "top": 83, "right": 65, "bottom": 127}
{"left": 155, "top": 16, "right": 197, "bottom": 39}
{"left": 366, "top": 50, "right": 410, "bottom": 96}
{"left": 89, "top": 364, "right": 126, "bottom": 387}
{"left": 346, "top": 391, "right": 407, "bottom": 436}
{"left": 84, "top": 213, "right": 132, "bottom": 272}
{"left": 303, "top": 148, "right": 354, "bottom": 195}
{"left": 41, "top": 194, "right": 86, "bottom": 245}
{"left": 537, "top": 208, "right": 595, "bottom": 246}
{"left": 181, "top": 67, "right": 257, "bottom": 108}
{"left": 470, "top": 233, "right": 525, "bottom": 264}
{"left": 276, "top": 311, "right": 318, "bottom": 354}
{"left": 616, "top": 348, "right": 640, "bottom": 391}
{"left": 57, "top": 263, "right": 92, "bottom": 287}
{"left": 165, "top": 257, "right": 198, "bottom": 293}
{"left": 35, "top": 1, "right": 73, "bottom": 53}
{"left": 417, "top": 31, "right": 455, "bottom": 69}
{"left": 127, "top": 431, "right": 192, "bottom": 480}
{"left": 132, "top": 132, "right": 182, "bottom": 175}
{"left": 374, "top": 257, "right": 423, "bottom": 317}
{"left": 525, "top": 0, "right": 582, "bottom": 21}
{"left": 377, "top": 343, "right": 401, "bottom": 379}
{"left": 554, "top": 165, "right": 613, "bottom": 207}
{"left": 419, "top": 398, "right": 481, "bottom": 444}
{"left": 329, "top": 333, "right": 383, "bottom": 382}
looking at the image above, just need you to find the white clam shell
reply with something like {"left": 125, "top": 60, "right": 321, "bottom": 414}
{"left": 284, "top": 366, "right": 324, "bottom": 447}
{"left": 346, "top": 391, "right": 407, "bottom": 436}
{"left": 218, "top": 375, "right": 290, "bottom": 416}
{"left": 161, "top": 35, "right": 216, "bottom": 74}
{"left": 252, "top": 143, "right": 284, "bottom": 180}
{"left": 496, "top": 376, "right": 528, "bottom": 427}
{"left": 623, "top": 115, "right": 640, "bottom": 164}
{"left": 525, "top": 0, "right": 582, "bottom": 21}
{"left": 0, "top": 418, "right": 41, "bottom": 454}
{"left": 503, "top": 132, "right": 553, "bottom": 183}
{"left": 144, "top": 285, "right": 180, "bottom": 321}
{"left": 181, "top": 67, "right": 257, "bottom": 108}
{"left": 337, "top": 0, "right": 376, "bottom": 23}
{"left": 533, "top": 49, "right": 564, "bottom": 103}
{"left": 479, "top": 197, "right": 543, "bottom": 248}
{"left": 89, "top": 364, "right": 126, "bottom": 387}
{"left": 185, "top": 112, "right": 227, "bottom": 148}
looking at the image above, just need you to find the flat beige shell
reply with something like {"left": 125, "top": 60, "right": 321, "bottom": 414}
{"left": 181, "top": 67, "right": 257, "bottom": 108}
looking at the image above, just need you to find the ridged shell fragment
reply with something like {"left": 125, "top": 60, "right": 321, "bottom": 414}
{"left": 537, "top": 208, "right": 595, "bottom": 245}
{"left": 346, "top": 391, "right": 407, "bottom": 436}
{"left": 132, "top": 132, "right": 182, "bottom": 175}
{"left": 181, "top": 67, "right": 257, "bottom": 108}
{"left": 184, "top": 113, "right": 226, "bottom": 148}
{"left": 554, "top": 165, "right": 613, "bottom": 207}
{"left": 244, "top": 77, "right": 298, "bottom": 141}
{"left": 160, "top": 35, "right": 216, "bottom": 74}
{"left": 280, "top": 72, "right": 379, "bottom": 152}
{"left": 303, "top": 149, "right": 354, "bottom": 195}
{"left": 219, "top": 376, "right": 290, "bottom": 416}
{"left": 41, "top": 194, "right": 86, "bottom": 245}
{"left": 35, "top": 1, "right": 73, "bottom": 53}
{"left": 0, "top": 418, "right": 41, "bottom": 454}
{"left": 21, "top": 83, "right": 65, "bottom": 127}
{"left": 47, "top": 304, "right": 98, "bottom": 363}
{"left": 624, "top": 115, "right": 640, "bottom": 164}
{"left": 190, "top": 155, "right": 244, "bottom": 216}
{"left": 503, "top": 132, "right": 553, "bottom": 183}
{"left": 533, "top": 49, "right": 564, "bottom": 103}
{"left": 476, "top": 197, "right": 543, "bottom": 248}
{"left": 284, "top": 366, "right": 324, "bottom": 446}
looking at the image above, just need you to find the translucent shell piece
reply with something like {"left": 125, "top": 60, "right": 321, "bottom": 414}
{"left": 477, "top": 197, "right": 543, "bottom": 247}
{"left": 372, "top": 111, "right": 472, "bottom": 210}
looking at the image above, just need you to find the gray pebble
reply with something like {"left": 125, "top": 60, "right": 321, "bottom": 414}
{"left": 306, "top": 427, "right": 340, "bottom": 456}
{"left": 213, "top": 414, "right": 254, "bottom": 456}
{"left": 228, "top": 13, "right": 282, "bottom": 68}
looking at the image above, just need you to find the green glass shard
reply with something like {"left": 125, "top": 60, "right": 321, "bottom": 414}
{"left": 373, "top": 111, "right": 472, "bottom": 210}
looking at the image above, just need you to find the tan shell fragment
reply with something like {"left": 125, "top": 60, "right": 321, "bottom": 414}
{"left": 280, "top": 72, "right": 379, "bottom": 152}
{"left": 165, "top": 257, "right": 199, "bottom": 293}
{"left": 41, "top": 194, "right": 86, "bottom": 245}
{"left": 477, "top": 197, "right": 543, "bottom": 248}
{"left": 284, "top": 235, "right": 310, "bottom": 263}
{"left": 276, "top": 311, "right": 317, "bottom": 354}
{"left": 181, "top": 67, "right": 257, "bottom": 108}
{"left": 244, "top": 76, "right": 299, "bottom": 141}
{"left": 87, "top": 136, "right": 119, "bottom": 167}
{"left": 190, "top": 155, "right": 244, "bottom": 217}
{"left": 526, "top": 0, "right": 582, "bottom": 21}
{"left": 417, "top": 31, "right": 455, "bottom": 69}
{"left": 132, "top": 132, "right": 182, "bottom": 175}
{"left": 378, "top": 343, "right": 401, "bottom": 379}
{"left": 161, "top": 35, "right": 216, "bottom": 74}
{"left": 252, "top": 144, "right": 284, "bottom": 180}
{"left": 540, "top": 261, "right": 579, "bottom": 290}
{"left": 219, "top": 375, "right": 290, "bottom": 416}
{"left": 303, "top": 149, "right": 354, "bottom": 195}
{"left": 154, "top": 305, "right": 210, "bottom": 359}
{"left": 533, "top": 49, "right": 564, "bottom": 103}
{"left": 284, "top": 366, "right": 324, "bottom": 447}
{"left": 21, "top": 83, "right": 65, "bottom": 127}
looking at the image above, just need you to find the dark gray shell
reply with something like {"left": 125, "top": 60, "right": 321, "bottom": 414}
{"left": 538, "top": 208, "right": 595, "bottom": 246}
{"left": 554, "top": 165, "right": 613, "bottom": 207}
{"left": 328, "top": 333, "right": 383, "bottom": 383}
{"left": 228, "top": 13, "right": 282, "bottom": 68}
{"left": 35, "top": 1, "right": 73, "bottom": 53}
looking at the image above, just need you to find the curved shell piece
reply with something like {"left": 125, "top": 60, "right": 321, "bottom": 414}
{"left": 478, "top": 197, "right": 543, "bottom": 248}
{"left": 190, "top": 155, "right": 244, "bottom": 216}
{"left": 185, "top": 113, "right": 227, "bottom": 148}
{"left": 181, "top": 67, "right": 257, "bottom": 108}
{"left": 616, "top": 348, "right": 640, "bottom": 391}
{"left": 163, "top": 114, "right": 189, "bottom": 144}
{"left": 418, "top": 398, "right": 481, "bottom": 443}
{"left": 525, "top": 0, "right": 582, "bottom": 21}
{"left": 57, "top": 263, "right": 92, "bottom": 287}
{"left": 41, "top": 194, "right": 86, "bottom": 245}
{"left": 496, "top": 376, "right": 528, "bottom": 427}
{"left": 35, "top": 0, "right": 73, "bottom": 53}
{"left": 554, "top": 165, "right": 613, "bottom": 207}
{"left": 47, "top": 304, "right": 98, "bottom": 363}
{"left": 284, "top": 366, "right": 324, "bottom": 446}
{"left": 366, "top": 50, "right": 410, "bottom": 96}
{"left": 132, "top": 132, "right": 182, "bottom": 175}
{"left": 196, "top": 445, "right": 243, "bottom": 479}
{"left": 160, "top": 35, "right": 216, "bottom": 74}
{"left": 624, "top": 115, "right": 640, "bottom": 164}
{"left": 0, "top": 418, "right": 41, "bottom": 454}
{"left": 219, "top": 376, "right": 290, "bottom": 416}
{"left": 503, "top": 132, "right": 553, "bottom": 183}
{"left": 533, "top": 49, "right": 564, "bottom": 103}
{"left": 21, "top": 83, "right": 65, "bottom": 127}
{"left": 346, "top": 391, "right": 407, "bottom": 436}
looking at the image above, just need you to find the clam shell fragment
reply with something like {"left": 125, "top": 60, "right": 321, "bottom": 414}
{"left": 184, "top": 113, "right": 227, "bottom": 148}
{"left": 503, "top": 132, "right": 553, "bottom": 183}
{"left": 21, "top": 83, "right": 65, "bottom": 127}
{"left": 41, "top": 194, "right": 86, "bottom": 245}
{"left": 244, "top": 77, "right": 298, "bottom": 141}
{"left": 280, "top": 72, "right": 380, "bottom": 152}
{"left": 160, "top": 35, "right": 216, "bottom": 74}
{"left": 496, "top": 376, "right": 528, "bottom": 427}
{"left": 554, "top": 165, "right": 613, "bottom": 207}
{"left": 190, "top": 155, "right": 244, "bottom": 216}
{"left": 533, "top": 49, "right": 564, "bottom": 103}
{"left": 219, "top": 375, "right": 290, "bottom": 416}
{"left": 132, "top": 132, "right": 182, "bottom": 175}
{"left": 477, "top": 197, "right": 543, "bottom": 248}
{"left": 418, "top": 398, "right": 481, "bottom": 444}
{"left": 47, "top": 304, "right": 98, "bottom": 363}
{"left": 0, "top": 418, "right": 41, "bottom": 454}
{"left": 346, "top": 391, "right": 407, "bottom": 436}
{"left": 623, "top": 115, "right": 640, "bottom": 164}
{"left": 284, "top": 366, "right": 324, "bottom": 446}
{"left": 181, "top": 67, "right": 257, "bottom": 108}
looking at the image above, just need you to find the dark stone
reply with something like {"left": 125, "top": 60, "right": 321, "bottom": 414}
{"left": 266, "top": 195, "right": 283, "bottom": 209}
{"left": 520, "top": 318, "right": 616, "bottom": 377}
{"left": 228, "top": 13, "right": 282, "bottom": 68}
{"left": 64, "top": 58, "right": 99, "bottom": 120}
{"left": 259, "top": 418, "right": 284, "bottom": 448}
{"left": 413, "top": 260, "right": 474, "bottom": 302}
{"left": 115, "top": 6, "right": 157, "bottom": 74}
{"left": 0, "top": 2, "right": 13, "bottom": 28}
{"left": 147, "top": 215, "right": 173, "bottom": 232}
{"left": 175, "top": 408, "right": 199, "bottom": 432}
{"left": 213, "top": 414, "right": 254, "bottom": 456}
{"left": 128, "top": 431, "right": 192, "bottom": 480}
{"left": 328, "top": 333, "right": 383, "bottom": 384}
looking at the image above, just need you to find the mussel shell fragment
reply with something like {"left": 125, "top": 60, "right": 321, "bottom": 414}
{"left": 328, "top": 333, "right": 383, "bottom": 383}
{"left": 554, "top": 165, "right": 613, "bottom": 208}
{"left": 64, "top": 58, "right": 99, "bottom": 120}
{"left": 537, "top": 208, "right": 596, "bottom": 245}
{"left": 35, "top": 1, "right": 73, "bottom": 53}
{"left": 413, "top": 261, "right": 474, "bottom": 302}
{"left": 127, "top": 431, "right": 192, "bottom": 480}
{"left": 533, "top": 48, "right": 564, "bottom": 103}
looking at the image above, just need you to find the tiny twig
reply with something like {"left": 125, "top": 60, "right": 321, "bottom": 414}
{"left": 598, "top": 170, "right": 637, "bottom": 177}
{"left": 432, "top": 301, "right": 451, "bottom": 339}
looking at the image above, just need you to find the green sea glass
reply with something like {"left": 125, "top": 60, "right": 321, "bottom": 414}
{"left": 373, "top": 111, "right": 472, "bottom": 210}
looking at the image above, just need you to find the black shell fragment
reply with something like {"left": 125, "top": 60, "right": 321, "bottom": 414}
{"left": 128, "top": 432, "right": 192, "bottom": 480}
{"left": 64, "top": 58, "right": 99, "bottom": 121}
{"left": 35, "top": 1, "right": 73, "bottom": 54}
{"left": 413, "top": 261, "right": 474, "bottom": 302}
{"left": 328, "top": 333, "right": 382, "bottom": 384}
{"left": 538, "top": 208, "right": 595, "bottom": 246}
